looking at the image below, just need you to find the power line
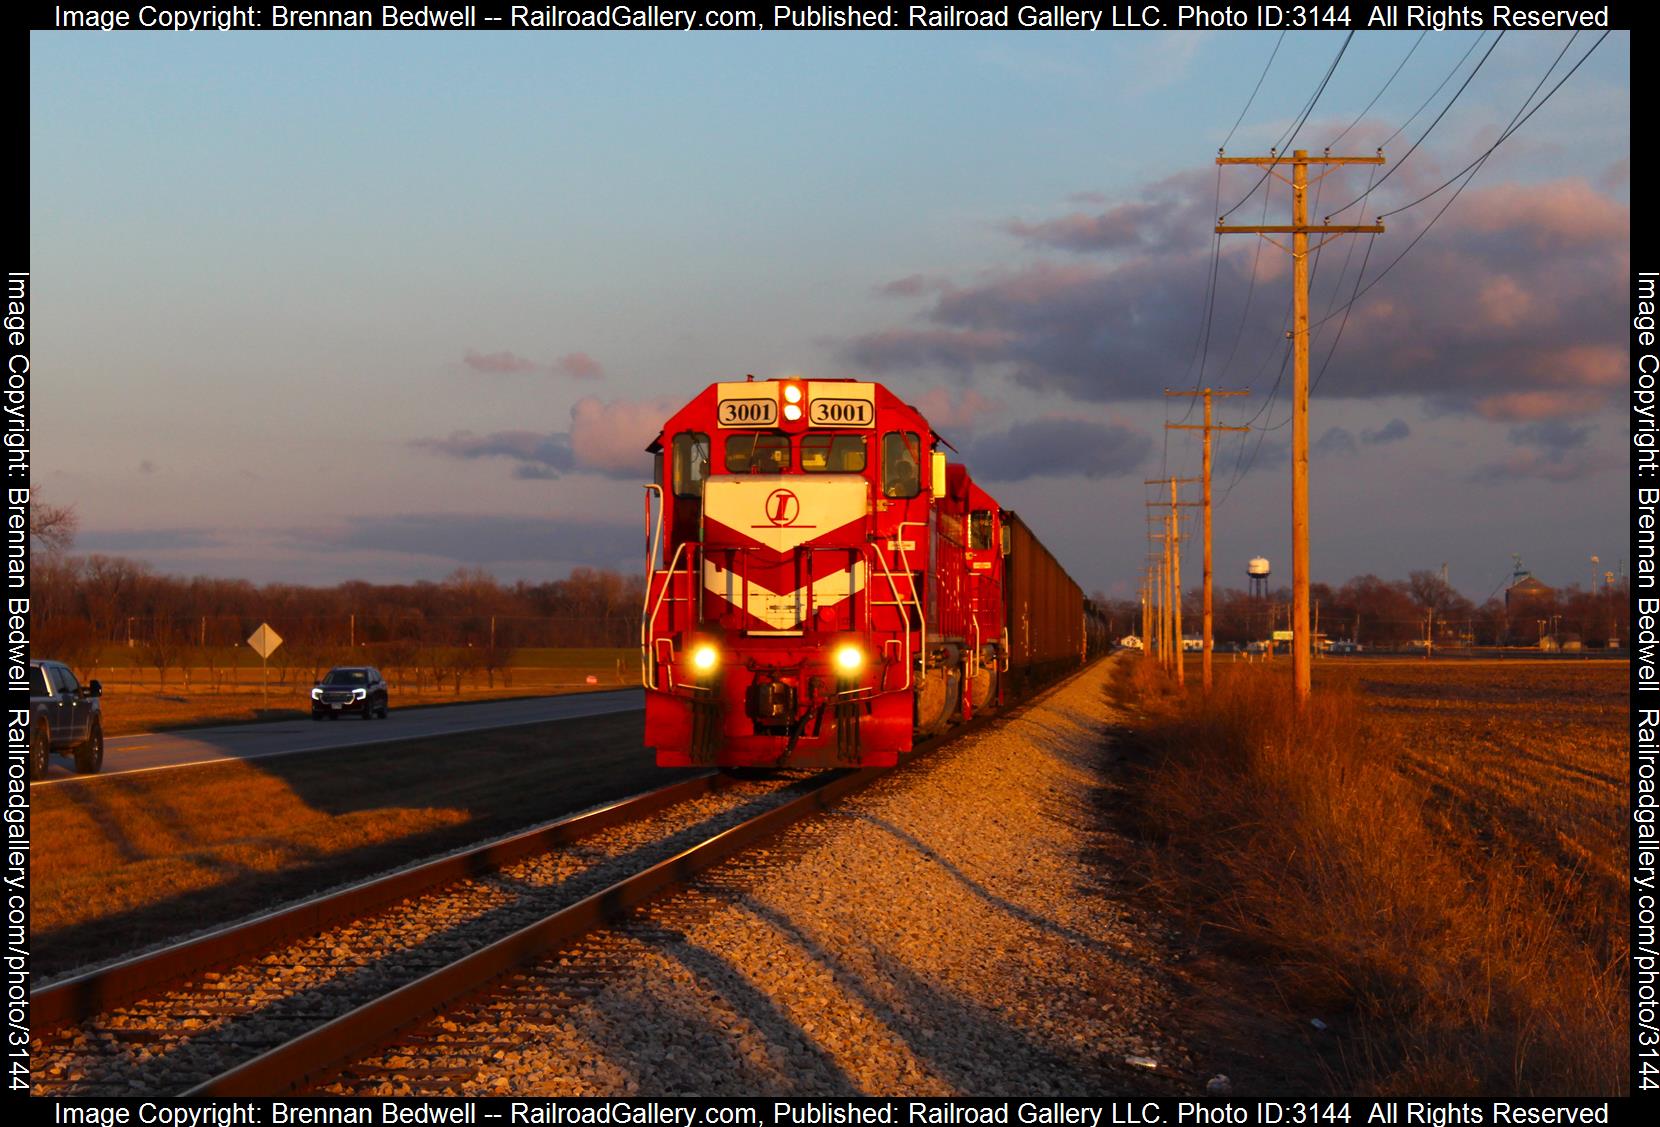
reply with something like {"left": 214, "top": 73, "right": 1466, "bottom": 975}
{"left": 1328, "top": 31, "right": 1429, "bottom": 148}
{"left": 1328, "top": 31, "right": 1506, "bottom": 217}
{"left": 1219, "top": 32, "right": 1356, "bottom": 221}
{"left": 1309, "top": 30, "right": 1611, "bottom": 335}
{"left": 1377, "top": 31, "right": 1600, "bottom": 219}
{"left": 1223, "top": 31, "right": 1288, "bottom": 152}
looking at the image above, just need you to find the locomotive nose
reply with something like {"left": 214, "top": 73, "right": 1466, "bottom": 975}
{"left": 744, "top": 678, "right": 798, "bottom": 728}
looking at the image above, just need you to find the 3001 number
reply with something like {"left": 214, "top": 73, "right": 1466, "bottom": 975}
{"left": 809, "top": 399, "right": 872, "bottom": 427}
{"left": 718, "top": 399, "right": 777, "bottom": 426}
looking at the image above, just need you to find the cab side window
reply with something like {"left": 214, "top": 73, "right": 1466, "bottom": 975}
{"left": 53, "top": 665, "right": 79, "bottom": 694}
{"left": 672, "top": 432, "right": 711, "bottom": 498}
{"left": 969, "top": 511, "right": 993, "bottom": 551}
{"left": 882, "top": 431, "right": 921, "bottom": 498}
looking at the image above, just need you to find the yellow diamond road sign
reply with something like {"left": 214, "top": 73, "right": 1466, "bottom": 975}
{"left": 247, "top": 623, "right": 283, "bottom": 659}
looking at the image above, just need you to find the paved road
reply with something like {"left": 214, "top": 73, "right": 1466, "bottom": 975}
{"left": 35, "top": 690, "right": 644, "bottom": 784}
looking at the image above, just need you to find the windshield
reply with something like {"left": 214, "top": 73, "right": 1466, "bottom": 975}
{"left": 28, "top": 666, "right": 46, "bottom": 696}
{"left": 324, "top": 669, "right": 369, "bottom": 686}
{"left": 725, "top": 433, "right": 790, "bottom": 473}
{"left": 801, "top": 434, "right": 867, "bottom": 473}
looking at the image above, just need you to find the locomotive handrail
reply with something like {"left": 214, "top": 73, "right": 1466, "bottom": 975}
{"left": 862, "top": 540, "right": 914, "bottom": 695}
{"left": 895, "top": 520, "right": 928, "bottom": 677}
{"left": 640, "top": 485, "right": 666, "bottom": 688}
{"left": 642, "top": 539, "right": 690, "bottom": 692}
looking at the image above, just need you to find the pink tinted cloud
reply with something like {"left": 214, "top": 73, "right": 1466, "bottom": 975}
{"left": 878, "top": 274, "right": 953, "bottom": 299}
{"left": 845, "top": 172, "right": 1626, "bottom": 419}
{"left": 464, "top": 349, "right": 542, "bottom": 375}
{"left": 568, "top": 396, "right": 682, "bottom": 478}
{"left": 909, "top": 387, "right": 1008, "bottom": 432}
{"left": 555, "top": 352, "right": 605, "bottom": 380}
{"left": 1459, "top": 179, "right": 1627, "bottom": 251}
{"left": 463, "top": 349, "right": 606, "bottom": 380}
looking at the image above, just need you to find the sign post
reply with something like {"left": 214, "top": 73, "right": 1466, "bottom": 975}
{"left": 246, "top": 624, "right": 283, "bottom": 708}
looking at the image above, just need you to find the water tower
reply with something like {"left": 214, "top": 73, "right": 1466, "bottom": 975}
{"left": 1248, "top": 556, "right": 1271, "bottom": 598}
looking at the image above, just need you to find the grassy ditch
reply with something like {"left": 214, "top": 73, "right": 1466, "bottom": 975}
{"left": 1111, "top": 657, "right": 1627, "bottom": 1095}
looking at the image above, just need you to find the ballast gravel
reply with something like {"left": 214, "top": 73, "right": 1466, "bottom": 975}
{"left": 31, "top": 776, "right": 825, "bottom": 1096}
{"left": 330, "top": 659, "right": 1199, "bottom": 1096}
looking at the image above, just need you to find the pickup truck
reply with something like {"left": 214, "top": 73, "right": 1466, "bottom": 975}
{"left": 28, "top": 659, "right": 104, "bottom": 779}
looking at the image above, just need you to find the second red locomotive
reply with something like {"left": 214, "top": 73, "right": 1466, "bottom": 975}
{"left": 642, "top": 377, "right": 1086, "bottom": 768}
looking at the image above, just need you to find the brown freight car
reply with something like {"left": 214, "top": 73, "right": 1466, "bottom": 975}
{"left": 1001, "top": 510, "right": 1086, "bottom": 695}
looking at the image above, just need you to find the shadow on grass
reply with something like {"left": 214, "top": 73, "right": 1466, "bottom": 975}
{"left": 34, "top": 711, "right": 701, "bottom": 980}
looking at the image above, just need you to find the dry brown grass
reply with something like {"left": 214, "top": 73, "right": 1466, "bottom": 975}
{"left": 1113, "top": 656, "right": 1627, "bottom": 1095}
{"left": 31, "top": 712, "right": 695, "bottom": 978}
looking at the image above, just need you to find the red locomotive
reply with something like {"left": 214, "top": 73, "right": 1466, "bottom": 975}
{"left": 642, "top": 376, "right": 1091, "bottom": 768}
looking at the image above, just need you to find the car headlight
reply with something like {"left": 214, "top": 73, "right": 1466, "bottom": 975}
{"left": 352, "top": 688, "right": 367, "bottom": 700}
{"left": 834, "top": 645, "right": 862, "bottom": 674}
{"left": 690, "top": 644, "right": 719, "bottom": 673}
{"left": 311, "top": 688, "right": 322, "bottom": 700}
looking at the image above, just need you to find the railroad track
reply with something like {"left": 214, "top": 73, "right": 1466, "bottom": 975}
{"left": 30, "top": 768, "right": 830, "bottom": 1096}
{"left": 31, "top": 720, "right": 985, "bottom": 1097}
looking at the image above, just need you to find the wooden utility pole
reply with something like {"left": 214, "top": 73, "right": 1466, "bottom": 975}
{"left": 1147, "top": 478, "right": 1200, "bottom": 686}
{"left": 1167, "top": 388, "right": 1249, "bottom": 693}
{"left": 1217, "top": 148, "right": 1384, "bottom": 707}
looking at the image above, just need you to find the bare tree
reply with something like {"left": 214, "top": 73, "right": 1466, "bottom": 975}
{"left": 143, "top": 620, "right": 183, "bottom": 692}
{"left": 29, "top": 498, "right": 79, "bottom": 554}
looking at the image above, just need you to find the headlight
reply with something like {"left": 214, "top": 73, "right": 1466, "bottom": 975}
{"left": 834, "top": 645, "right": 862, "bottom": 674}
{"left": 783, "top": 403, "right": 803, "bottom": 421}
{"left": 691, "top": 644, "right": 719, "bottom": 672}
{"left": 311, "top": 688, "right": 322, "bottom": 700}
{"left": 352, "top": 688, "right": 367, "bottom": 700}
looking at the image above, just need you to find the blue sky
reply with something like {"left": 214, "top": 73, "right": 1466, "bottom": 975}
{"left": 31, "top": 29, "right": 1631, "bottom": 600}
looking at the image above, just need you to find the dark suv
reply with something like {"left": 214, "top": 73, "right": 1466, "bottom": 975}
{"left": 311, "top": 666, "right": 389, "bottom": 720}
{"left": 28, "top": 659, "right": 104, "bottom": 779}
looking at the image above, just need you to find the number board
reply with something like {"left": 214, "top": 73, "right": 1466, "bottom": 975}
{"left": 807, "top": 382, "right": 875, "bottom": 429}
{"left": 715, "top": 396, "right": 778, "bottom": 428}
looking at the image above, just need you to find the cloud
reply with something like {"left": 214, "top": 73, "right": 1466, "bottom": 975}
{"left": 463, "top": 348, "right": 606, "bottom": 380}
{"left": 78, "top": 528, "right": 221, "bottom": 551}
{"left": 554, "top": 352, "right": 605, "bottom": 380}
{"left": 139, "top": 460, "right": 158, "bottom": 474}
{"left": 1469, "top": 420, "right": 1608, "bottom": 484}
{"left": 412, "top": 430, "right": 575, "bottom": 476}
{"left": 961, "top": 417, "right": 1151, "bottom": 482}
{"left": 907, "top": 386, "right": 1008, "bottom": 433}
{"left": 285, "top": 513, "right": 640, "bottom": 569}
{"left": 1315, "top": 427, "right": 1357, "bottom": 456}
{"left": 1468, "top": 450, "right": 1616, "bottom": 485}
{"left": 568, "top": 396, "right": 680, "bottom": 478}
{"left": 842, "top": 174, "right": 1627, "bottom": 421}
{"left": 413, "top": 396, "right": 675, "bottom": 481}
{"left": 1362, "top": 418, "right": 1410, "bottom": 445}
{"left": 878, "top": 274, "right": 952, "bottom": 299}
{"left": 463, "top": 349, "right": 542, "bottom": 375}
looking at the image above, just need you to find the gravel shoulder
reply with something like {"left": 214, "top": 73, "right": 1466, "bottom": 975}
{"left": 337, "top": 656, "right": 1212, "bottom": 1096}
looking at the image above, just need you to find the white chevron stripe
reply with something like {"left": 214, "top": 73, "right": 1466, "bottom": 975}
{"left": 703, "top": 558, "right": 866, "bottom": 631}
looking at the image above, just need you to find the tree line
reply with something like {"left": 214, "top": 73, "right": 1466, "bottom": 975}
{"left": 1090, "top": 568, "right": 1631, "bottom": 649}
{"left": 31, "top": 552, "right": 645, "bottom": 689}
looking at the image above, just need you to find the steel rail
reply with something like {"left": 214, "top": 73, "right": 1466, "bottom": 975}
{"left": 188, "top": 763, "right": 889, "bottom": 1096}
{"left": 187, "top": 663, "right": 1100, "bottom": 1097}
{"left": 31, "top": 772, "right": 723, "bottom": 1031}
